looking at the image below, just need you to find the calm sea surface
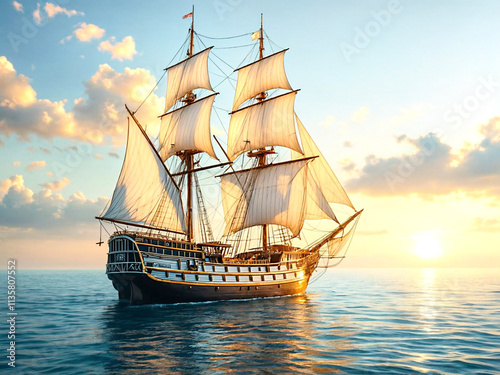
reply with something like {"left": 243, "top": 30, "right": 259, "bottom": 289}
{"left": 2, "top": 268, "right": 500, "bottom": 374}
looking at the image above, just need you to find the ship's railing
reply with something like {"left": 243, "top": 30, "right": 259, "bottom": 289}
{"left": 110, "top": 230, "right": 180, "bottom": 242}
{"left": 106, "top": 262, "right": 143, "bottom": 274}
{"left": 223, "top": 258, "right": 271, "bottom": 265}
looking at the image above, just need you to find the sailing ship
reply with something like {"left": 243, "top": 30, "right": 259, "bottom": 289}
{"left": 96, "top": 11, "right": 362, "bottom": 304}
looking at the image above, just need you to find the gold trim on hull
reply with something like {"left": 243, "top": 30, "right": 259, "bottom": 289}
{"left": 145, "top": 272, "right": 309, "bottom": 287}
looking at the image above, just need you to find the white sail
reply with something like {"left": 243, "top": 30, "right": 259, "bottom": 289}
{"left": 164, "top": 47, "right": 213, "bottom": 112}
{"left": 325, "top": 218, "right": 358, "bottom": 257}
{"left": 232, "top": 50, "right": 292, "bottom": 111}
{"left": 159, "top": 93, "right": 218, "bottom": 161}
{"left": 220, "top": 159, "right": 311, "bottom": 237}
{"left": 227, "top": 92, "right": 303, "bottom": 161}
{"left": 304, "top": 177, "right": 338, "bottom": 223}
{"left": 292, "top": 115, "right": 354, "bottom": 209}
{"left": 101, "top": 121, "right": 186, "bottom": 233}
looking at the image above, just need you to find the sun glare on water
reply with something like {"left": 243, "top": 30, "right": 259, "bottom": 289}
{"left": 413, "top": 233, "right": 443, "bottom": 260}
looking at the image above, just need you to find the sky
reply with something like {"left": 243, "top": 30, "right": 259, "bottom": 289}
{"left": 0, "top": 0, "right": 499, "bottom": 269}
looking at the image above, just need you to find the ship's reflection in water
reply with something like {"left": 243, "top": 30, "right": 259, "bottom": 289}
{"left": 17, "top": 270, "right": 499, "bottom": 374}
{"left": 99, "top": 294, "right": 356, "bottom": 374}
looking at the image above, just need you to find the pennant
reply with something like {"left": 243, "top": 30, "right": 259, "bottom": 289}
{"left": 251, "top": 30, "right": 260, "bottom": 40}
{"left": 183, "top": 12, "right": 193, "bottom": 19}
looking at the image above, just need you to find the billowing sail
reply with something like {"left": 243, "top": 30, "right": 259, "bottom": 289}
{"left": 232, "top": 50, "right": 292, "bottom": 111}
{"left": 101, "top": 121, "right": 187, "bottom": 233}
{"left": 325, "top": 218, "right": 359, "bottom": 257}
{"left": 227, "top": 91, "right": 303, "bottom": 160}
{"left": 292, "top": 115, "right": 354, "bottom": 209}
{"left": 304, "top": 177, "right": 338, "bottom": 223}
{"left": 159, "top": 93, "right": 218, "bottom": 160}
{"left": 164, "top": 47, "right": 213, "bottom": 112}
{"left": 220, "top": 159, "right": 311, "bottom": 237}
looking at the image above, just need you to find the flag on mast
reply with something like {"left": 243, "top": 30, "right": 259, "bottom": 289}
{"left": 251, "top": 30, "right": 260, "bottom": 40}
{"left": 183, "top": 12, "right": 193, "bottom": 19}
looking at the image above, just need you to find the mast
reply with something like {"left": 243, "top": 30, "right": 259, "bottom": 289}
{"left": 249, "top": 13, "right": 272, "bottom": 251}
{"left": 185, "top": 4, "right": 195, "bottom": 242}
{"left": 189, "top": 5, "right": 194, "bottom": 57}
{"left": 219, "top": 17, "right": 361, "bottom": 258}
{"left": 160, "top": 6, "right": 218, "bottom": 243}
{"left": 259, "top": 13, "right": 264, "bottom": 60}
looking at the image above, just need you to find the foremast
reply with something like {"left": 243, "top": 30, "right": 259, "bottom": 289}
{"left": 158, "top": 6, "right": 222, "bottom": 244}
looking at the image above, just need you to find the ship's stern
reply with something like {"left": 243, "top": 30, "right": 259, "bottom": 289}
{"left": 106, "top": 233, "right": 144, "bottom": 301}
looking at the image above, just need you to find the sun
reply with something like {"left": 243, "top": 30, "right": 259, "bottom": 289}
{"left": 413, "top": 233, "right": 443, "bottom": 260}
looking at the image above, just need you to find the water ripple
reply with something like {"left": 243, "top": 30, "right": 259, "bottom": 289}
{"left": 4, "top": 268, "right": 500, "bottom": 374}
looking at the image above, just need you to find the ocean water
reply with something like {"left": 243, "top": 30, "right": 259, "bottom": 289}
{"left": 2, "top": 268, "right": 500, "bottom": 374}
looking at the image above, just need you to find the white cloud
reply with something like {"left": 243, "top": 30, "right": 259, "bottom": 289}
{"left": 319, "top": 115, "right": 335, "bottom": 129}
{"left": 44, "top": 2, "right": 83, "bottom": 18}
{"left": 72, "top": 63, "right": 162, "bottom": 143}
{"left": 2, "top": 183, "right": 35, "bottom": 208}
{"left": 62, "top": 22, "right": 106, "bottom": 44}
{"left": 41, "top": 177, "right": 71, "bottom": 191}
{"left": 346, "top": 117, "right": 500, "bottom": 198}
{"left": 99, "top": 36, "right": 137, "bottom": 61}
{"left": 0, "top": 175, "right": 25, "bottom": 200}
{"left": 469, "top": 217, "right": 500, "bottom": 233}
{"left": 60, "top": 35, "right": 72, "bottom": 44}
{"left": 0, "top": 56, "right": 162, "bottom": 145}
{"left": 0, "top": 175, "right": 108, "bottom": 236}
{"left": 75, "top": 22, "right": 105, "bottom": 42}
{"left": 0, "top": 56, "right": 36, "bottom": 107}
{"left": 12, "top": 1, "right": 23, "bottom": 13}
{"left": 339, "top": 158, "right": 356, "bottom": 172}
{"left": 33, "top": 2, "right": 83, "bottom": 25}
{"left": 26, "top": 160, "right": 46, "bottom": 171}
{"left": 352, "top": 106, "right": 370, "bottom": 122}
{"left": 33, "top": 3, "right": 42, "bottom": 24}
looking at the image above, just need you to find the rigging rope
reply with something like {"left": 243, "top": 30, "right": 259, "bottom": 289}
{"left": 195, "top": 31, "right": 252, "bottom": 40}
{"left": 194, "top": 31, "right": 238, "bottom": 92}
{"left": 134, "top": 70, "right": 166, "bottom": 114}
{"left": 209, "top": 51, "right": 235, "bottom": 70}
{"left": 264, "top": 30, "right": 285, "bottom": 52}
{"left": 213, "top": 43, "right": 255, "bottom": 50}
{"left": 134, "top": 33, "right": 190, "bottom": 114}
{"left": 234, "top": 42, "right": 258, "bottom": 70}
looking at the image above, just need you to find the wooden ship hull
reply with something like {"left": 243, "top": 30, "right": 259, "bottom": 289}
{"left": 106, "top": 232, "right": 320, "bottom": 304}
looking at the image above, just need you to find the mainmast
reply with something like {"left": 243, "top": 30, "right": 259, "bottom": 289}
{"left": 247, "top": 14, "right": 274, "bottom": 251}
{"left": 185, "top": 5, "right": 195, "bottom": 242}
